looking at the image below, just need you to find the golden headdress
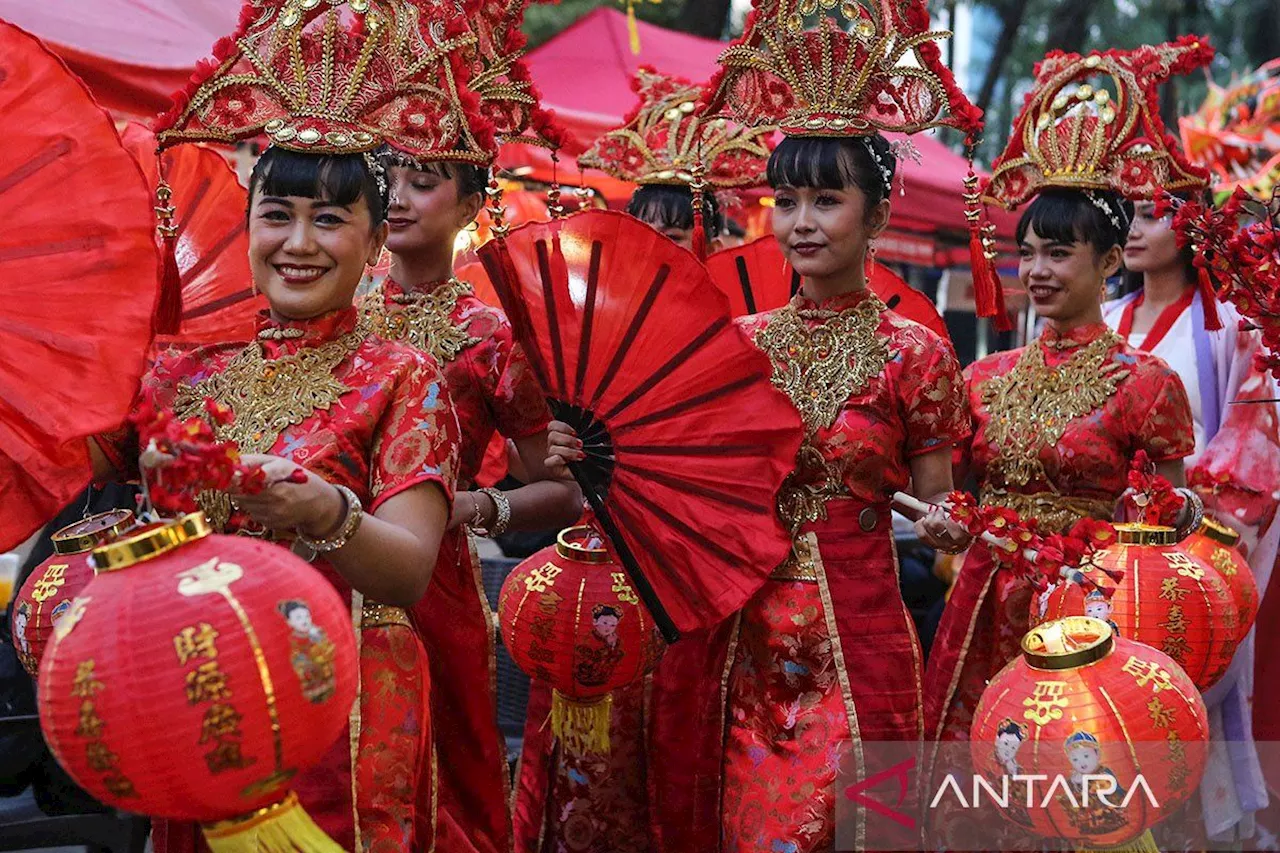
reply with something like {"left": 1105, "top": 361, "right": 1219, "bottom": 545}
{"left": 984, "top": 36, "right": 1214, "bottom": 209}
{"left": 155, "top": 0, "right": 494, "bottom": 163}
{"left": 578, "top": 66, "right": 775, "bottom": 189}
{"left": 699, "top": 0, "right": 983, "bottom": 141}
{"left": 977, "top": 36, "right": 1218, "bottom": 329}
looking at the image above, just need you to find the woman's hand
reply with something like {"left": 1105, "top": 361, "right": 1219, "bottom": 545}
{"left": 914, "top": 504, "right": 972, "bottom": 555}
{"left": 230, "top": 454, "right": 345, "bottom": 538}
{"left": 545, "top": 420, "right": 584, "bottom": 480}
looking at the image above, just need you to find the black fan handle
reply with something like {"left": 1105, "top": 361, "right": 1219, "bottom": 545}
{"left": 566, "top": 462, "right": 681, "bottom": 645}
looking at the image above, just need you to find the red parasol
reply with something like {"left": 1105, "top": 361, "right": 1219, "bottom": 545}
{"left": 119, "top": 123, "right": 263, "bottom": 348}
{"left": 0, "top": 21, "right": 159, "bottom": 551}
{"left": 478, "top": 210, "right": 803, "bottom": 638}
{"left": 705, "top": 234, "right": 950, "bottom": 339}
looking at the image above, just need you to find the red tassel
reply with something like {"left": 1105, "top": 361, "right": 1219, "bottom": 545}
{"left": 964, "top": 171, "right": 1012, "bottom": 332}
{"left": 1198, "top": 267, "right": 1222, "bottom": 331}
{"left": 691, "top": 204, "right": 707, "bottom": 262}
{"left": 690, "top": 165, "right": 708, "bottom": 262}
{"left": 154, "top": 156, "right": 183, "bottom": 335}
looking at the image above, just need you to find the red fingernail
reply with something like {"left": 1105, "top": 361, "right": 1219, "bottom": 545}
{"left": 286, "top": 469, "right": 308, "bottom": 484}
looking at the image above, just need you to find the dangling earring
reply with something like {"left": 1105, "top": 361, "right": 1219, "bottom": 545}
{"left": 865, "top": 239, "right": 878, "bottom": 280}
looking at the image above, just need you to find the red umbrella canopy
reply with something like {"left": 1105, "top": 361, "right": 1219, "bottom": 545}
{"left": 705, "top": 234, "right": 950, "bottom": 339}
{"left": 478, "top": 210, "right": 804, "bottom": 635}
{"left": 0, "top": 21, "right": 159, "bottom": 551}
{"left": 120, "top": 123, "right": 263, "bottom": 348}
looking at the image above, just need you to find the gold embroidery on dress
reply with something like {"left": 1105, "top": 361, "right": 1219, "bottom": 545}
{"left": 364, "top": 278, "right": 479, "bottom": 364}
{"left": 754, "top": 295, "right": 889, "bottom": 533}
{"left": 981, "top": 488, "right": 1116, "bottom": 534}
{"left": 172, "top": 320, "right": 370, "bottom": 530}
{"left": 981, "top": 330, "right": 1127, "bottom": 489}
{"left": 754, "top": 295, "right": 890, "bottom": 434}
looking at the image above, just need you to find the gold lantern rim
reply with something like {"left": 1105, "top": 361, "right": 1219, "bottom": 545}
{"left": 91, "top": 513, "right": 212, "bottom": 572}
{"left": 1197, "top": 516, "right": 1241, "bottom": 548}
{"left": 52, "top": 509, "right": 136, "bottom": 555}
{"left": 555, "top": 526, "right": 612, "bottom": 564}
{"left": 1022, "top": 616, "right": 1114, "bottom": 670}
{"left": 1115, "top": 522, "right": 1178, "bottom": 546}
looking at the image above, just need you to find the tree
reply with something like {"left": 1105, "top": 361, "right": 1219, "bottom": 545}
{"left": 1043, "top": 0, "right": 1102, "bottom": 52}
{"left": 677, "top": 0, "right": 734, "bottom": 38}
{"left": 974, "top": 0, "right": 1033, "bottom": 120}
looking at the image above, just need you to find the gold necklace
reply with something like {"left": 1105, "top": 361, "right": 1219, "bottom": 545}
{"left": 364, "top": 278, "right": 479, "bottom": 364}
{"left": 752, "top": 294, "right": 890, "bottom": 434}
{"left": 981, "top": 329, "right": 1128, "bottom": 488}
{"left": 172, "top": 320, "right": 370, "bottom": 529}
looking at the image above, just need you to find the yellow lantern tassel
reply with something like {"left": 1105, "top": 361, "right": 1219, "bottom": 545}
{"left": 551, "top": 690, "right": 613, "bottom": 755}
{"left": 202, "top": 792, "right": 343, "bottom": 852}
{"left": 1078, "top": 829, "right": 1160, "bottom": 853}
{"left": 626, "top": 2, "right": 640, "bottom": 54}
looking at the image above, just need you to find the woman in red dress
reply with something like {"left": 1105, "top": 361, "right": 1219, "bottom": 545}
{"left": 86, "top": 1, "right": 484, "bottom": 848}
{"left": 364, "top": 111, "right": 583, "bottom": 853}
{"left": 922, "top": 41, "right": 1209, "bottom": 848}
{"left": 353, "top": 8, "right": 584, "bottom": 850}
{"left": 548, "top": 3, "right": 983, "bottom": 849}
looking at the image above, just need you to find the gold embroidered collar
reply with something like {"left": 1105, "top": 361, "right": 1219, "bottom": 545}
{"left": 364, "top": 277, "right": 479, "bottom": 364}
{"left": 981, "top": 328, "right": 1127, "bottom": 489}
{"left": 753, "top": 289, "right": 890, "bottom": 434}
{"left": 172, "top": 315, "right": 371, "bottom": 530}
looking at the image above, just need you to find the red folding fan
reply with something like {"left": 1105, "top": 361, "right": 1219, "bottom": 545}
{"left": 705, "top": 234, "right": 951, "bottom": 339}
{"left": 0, "top": 22, "right": 160, "bottom": 551}
{"left": 120, "top": 123, "right": 262, "bottom": 347}
{"left": 478, "top": 210, "right": 804, "bottom": 637}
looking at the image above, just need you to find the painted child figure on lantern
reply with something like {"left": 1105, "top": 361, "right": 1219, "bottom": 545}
{"left": 278, "top": 600, "right": 338, "bottom": 704}
{"left": 82, "top": 1, "right": 484, "bottom": 849}
{"left": 1084, "top": 588, "right": 1120, "bottom": 637}
{"left": 993, "top": 719, "right": 1036, "bottom": 829}
{"left": 1061, "top": 731, "right": 1130, "bottom": 837}
{"left": 574, "top": 605, "right": 625, "bottom": 688}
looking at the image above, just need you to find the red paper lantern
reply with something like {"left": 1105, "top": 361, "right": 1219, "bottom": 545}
{"left": 11, "top": 510, "right": 135, "bottom": 678}
{"left": 39, "top": 513, "right": 356, "bottom": 848}
{"left": 972, "top": 616, "right": 1208, "bottom": 849}
{"left": 1033, "top": 523, "right": 1239, "bottom": 691}
{"left": 497, "top": 525, "right": 665, "bottom": 752}
{"left": 1183, "top": 517, "right": 1257, "bottom": 643}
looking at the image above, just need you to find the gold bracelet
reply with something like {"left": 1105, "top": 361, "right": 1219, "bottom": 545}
{"left": 473, "top": 488, "right": 511, "bottom": 536}
{"left": 296, "top": 484, "right": 363, "bottom": 555}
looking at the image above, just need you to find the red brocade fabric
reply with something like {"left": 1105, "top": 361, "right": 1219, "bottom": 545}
{"left": 513, "top": 678, "right": 652, "bottom": 853}
{"left": 104, "top": 307, "right": 459, "bottom": 850}
{"left": 735, "top": 288, "right": 970, "bottom": 505}
{"left": 924, "top": 323, "right": 1195, "bottom": 752}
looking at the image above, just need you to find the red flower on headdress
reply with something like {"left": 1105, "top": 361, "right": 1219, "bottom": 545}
{"left": 204, "top": 84, "right": 258, "bottom": 127}
{"left": 1118, "top": 160, "right": 1157, "bottom": 192}
{"left": 397, "top": 96, "right": 450, "bottom": 136}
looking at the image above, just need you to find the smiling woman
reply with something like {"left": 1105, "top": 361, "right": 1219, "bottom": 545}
{"left": 247, "top": 148, "right": 389, "bottom": 321}
{"left": 923, "top": 41, "right": 1209, "bottom": 848}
